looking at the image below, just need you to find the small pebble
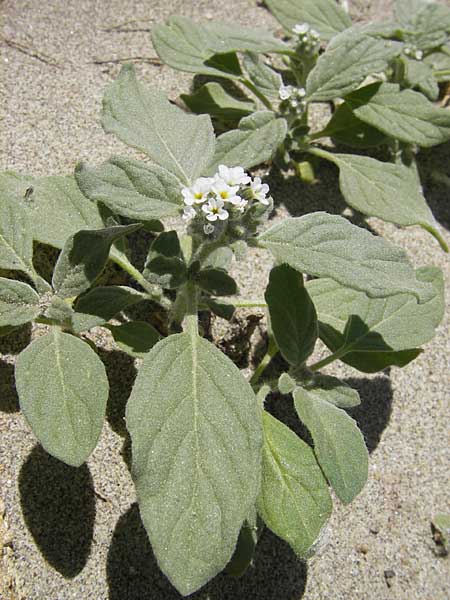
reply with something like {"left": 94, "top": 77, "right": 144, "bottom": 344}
{"left": 384, "top": 569, "right": 396, "bottom": 588}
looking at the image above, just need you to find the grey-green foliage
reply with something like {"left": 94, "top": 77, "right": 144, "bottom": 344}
{"left": 259, "top": 212, "right": 434, "bottom": 302}
{"left": 126, "top": 330, "right": 262, "bottom": 595}
{"left": 75, "top": 157, "right": 182, "bottom": 221}
{"left": 294, "top": 387, "right": 368, "bottom": 504}
{"left": 346, "top": 82, "right": 450, "bottom": 148}
{"left": 265, "top": 264, "right": 317, "bottom": 366}
{"left": 243, "top": 53, "right": 282, "bottom": 99}
{"left": 303, "top": 374, "right": 361, "bottom": 409}
{"left": 0, "top": 196, "right": 37, "bottom": 282}
{"left": 102, "top": 64, "right": 215, "bottom": 184}
{"left": 206, "top": 111, "right": 288, "bottom": 174}
{"left": 257, "top": 410, "right": 332, "bottom": 557}
{"left": 107, "top": 321, "right": 161, "bottom": 358}
{"left": 15, "top": 328, "right": 109, "bottom": 467}
{"left": 181, "top": 82, "right": 255, "bottom": 121}
{"left": 151, "top": 16, "right": 287, "bottom": 79}
{"left": 0, "top": 278, "right": 40, "bottom": 327}
{"left": 264, "top": 0, "right": 351, "bottom": 41}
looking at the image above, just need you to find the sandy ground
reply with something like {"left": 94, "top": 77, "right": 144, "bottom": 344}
{"left": 1, "top": 0, "right": 450, "bottom": 599}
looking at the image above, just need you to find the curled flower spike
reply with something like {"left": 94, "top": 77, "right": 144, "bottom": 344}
{"left": 279, "top": 84, "right": 294, "bottom": 101}
{"left": 250, "top": 177, "right": 270, "bottom": 205}
{"left": 181, "top": 177, "right": 214, "bottom": 205}
{"left": 218, "top": 164, "right": 251, "bottom": 186}
{"left": 202, "top": 198, "right": 229, "bottom": 221}
{"left": 182, "top": 206, "right": 197, "bottom": 220}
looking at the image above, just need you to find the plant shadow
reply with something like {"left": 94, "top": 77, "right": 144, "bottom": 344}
{"left": 107, "top": 503, "right": 307, "bottom": 600}
{"left": 418, "top": 140, "right": 450, "bottom": 231}
{"left": 18, "top": 444, "right": 96, "bottom": 578}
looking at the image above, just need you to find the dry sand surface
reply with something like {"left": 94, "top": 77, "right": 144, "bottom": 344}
{"left": 1, "top": 0, "right": 450, "bottom": 598}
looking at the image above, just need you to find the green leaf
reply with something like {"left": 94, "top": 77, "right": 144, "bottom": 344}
{"left": 265, "top": 264, "right": 317, "bottom": 366}
{"left": 257, "top": 411, "right": 332, "bottom": 557}
{"left": 106, "top": 321, "right": 161, "bottom": 358}
{"left": 405, "top": 3, "right": 450, "bottom": 50}
{"left": 225, "top": 519, "right": 258, "bottom": 578}
{"left": 195, "top": 268, "right": 238, "bottom": 296}
{"left": 75, "top": 157, "right": 182, "bottom": 221}
{"left": 126, "top": 332, "right": 262, "bottom": 595}
{"left": 307, "top": 266, "right": 444, "bottom": 354}
{"left": 304, "top": 375, "right": 360, "bottom": 408}
{"left": 425, "top": 48, "right": 450, "bottom": 82}
{"left": 203, "top": 246, "right": 233, "bottom": 270}
{"left": 72, "top": 285, "right": 146, "bottom": 333}
{"left": 294, "top": 387, "right": 368, "bottom": 504}
{"left": 318, "top": 102, "right": 387, "bottom": 148}
{"left": 394, "top": 0, "right": 428, "bottom": 25}
{"left": 278, "top": 372, "right": 296, "bottom": 395}
{"left": 15, "top": 329, "right": 109, "bottom": 467}
{"left": 306, "top": 32, "right": 402, "bottom": 101}
{"left": 319, "top": 150, "right": 445, "bottom": 248}
{"left": 0, "top": 278, "right": 40, "bottom": 327}
{"left": 243, "top": 53, "right": 282, "bottom": 99}
{"left": 0, "top": 196, "right": 36, "bottom": 281}
{"left": 265, "top": 0, "right": 351, "bottom": 41}
{"left": 52, "top": 224, "right": 140, "bottom": 299}
{"left": 203, "top": 298, "right": 235, "bottom": 321}
{"left": 206, "top": 111, "right": 287, "bottom": 174}
{"left": 43, "top": 296, "right": 74, "bottom": 327}
{"left": 337, "top": 348, "right": 422, "bottom": 373}
{"left": 181, "top": 82, "right": 255, "bottom": 120}
{"left": 399, "top": 56, "right": 439, "bottom": 100}
{"left": 259, "top": 212, "right": 435, "bottom": 302}
{"left": 102, "top": 64, "right": 215, "bottom": 184}
{"left": 346, "top": 82, "right": 450, "bottom": 148}
{"left": 143, "top": 231, "right": 187, "bottom": 290}
{"left": 152, "top": 16, "right": 287, "bottom": 78}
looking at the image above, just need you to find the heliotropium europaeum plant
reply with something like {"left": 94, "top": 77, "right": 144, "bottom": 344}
{"left": 0, "top": 63, "right": 445, "bottom": 595}
{"left": 151, "top": 0, "right": 450, "bottom": 251}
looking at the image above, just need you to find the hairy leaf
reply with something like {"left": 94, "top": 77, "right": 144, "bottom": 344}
{"left": 15, "top": 329, "right": 109, "bottom": 467}
{"left": 107, "top": 321, "right": 161, "bottom": 358}
{"left": 243, "top": 53, "right": 282, "bottom": 98}
{"left": 303, "top": 374, "right": 361, "bottom": 408}
{"left": 206, "top": 111, "right": 287, "bottom": 173}
{"left": 257, "top": 411, "right": 332, "bottom": 557}
{"left": 144, "top": 231, "right": 187, "bottom": 290}
{"left": 102, "top": 64, "right": 215, "bottom": 184}
{"left": 318, "top": 102, "right": 387, "bottom": 148}
{"left": 0, "top": 278, "right": 40, "bottom": 327}
{"left": 259, "top": 212, "right": 434, "bottom": 302}
{"left": 195, "top": 268, "right": 238, "bottom": 296}
{"left": 306, "top": 32, "right": 401, "bottom": 101}
{"left": 294, "top": 387, "right": 368, "bottom": 504}
{"left": 203, "top": 298, "right": 235, "bottom": 321}
{"left": 43, "top": 296, "right": 74, "bottom": 327}
{"left": 72, "top": 286, "right": 146, "bottom": 333}
{"left": 394, "top": 0, "right": 428, "bottom": 24}
{"left": 126, "top": 332, "right": 262, "bottom": 595}
{"left": 75, "top": 157, "right": 182, "bottom": 221}
{"left": 400, "top": 56, "right": 439, "bottom": 100}
{"left": 53, "top": 224, "right": 140, "bottom": 299}
{"left": 265, "top": 0, "right": 351, "bottom": 41}
{"left": 320, "top": 151, "right": 445, "bottom": 248}
{"left": 0, "top": 196, "right": 36, "bottom": 281}
{"left": 265, "top": 264, "right": 317, "bottom": 366}
{"left": 152, "top": 16, "right": 287, "bottom": 78}
{"left": 307, "top": 266, "right": 444, "bottom": 354}
{"left": 346, "top": 82, "right": 450, "bottom": 148}
{"left": 425, "top": 49, "right": 450, "bottom": 82}
{"left": 182, "top": 82, "right": 254, "bottom": 120}
{"left": 404, "top": 3, "right": 450, "bottom": 50}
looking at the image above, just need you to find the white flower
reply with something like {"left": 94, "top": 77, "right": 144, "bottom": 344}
{"left": 203, "top": 223, "right": 215, "bottom": 235}
{"left": 212, "top": 178, "right": 242, "bottom": 205}
{"left": 182, "top": 206, "right": 197, "bottom": 220}
{"left": 415, "top": 49, "right": 423, "bottom": 61}
{"left": 297, "top": 87, "right": 306, "bottom": 98}
{"left": 181, "top": 177, "right": 213, "bottom": 205}
{"left": 217, "top": 164, "right": 251, "bottom": 186}
{"left": 234, "top": 197, "right": 248, "bottom": 212}
{"left": 250, "top": 177, "right": 270, "bottom": 205}
{"left": 293, "top": 23, "right": 310, "bottom": 35}
{"left": 279, "top": 84, "right": 294, "bottom": 101}
{"left": 202, "top": 198, "right": 229, "bottom": 221}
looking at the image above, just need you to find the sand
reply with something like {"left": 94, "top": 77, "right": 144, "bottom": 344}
{"left": 1, "top": 0, "right": 449, "bottom": 598}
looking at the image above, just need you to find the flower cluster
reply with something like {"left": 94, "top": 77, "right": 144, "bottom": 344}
{"left": 403, "top": 44, "right": 424, "bottom": 61}
{"left": 292, "top": 22, "right": 320, "bottom": 55}
{"left": 279, "top": 84, "right": 307, "bottom": 116}
{"left": 181, "top": 165, "right": 270, "bottom": 235}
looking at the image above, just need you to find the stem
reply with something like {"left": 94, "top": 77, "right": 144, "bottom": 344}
{"left": 232, "top": 300, "right": 267, "bottom": 309}
{"left": 111, "top": 253, "right": 171, "bottom": 310}
{"left": 240, "top": 78, "right": 273, "bottom": 110}
{"left": 309, "top": 346, "right": 349, "bottom": 372}
{"left": 250, "top": 336, "right": 278, "bottom": 387}
{"left": 182, "top": 281, "right": 199, "bottom": 336}
{"left": 307, "top": 145, "right": 338, "bottom": 164}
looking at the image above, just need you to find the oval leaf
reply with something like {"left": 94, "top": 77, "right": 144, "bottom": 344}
{"left": 107, "top": 321, "right": 161, "bottom": 358}
{"left": 0, "top": 196, "right": 36, "bottom": 281}
{"left": 15, "top": 329, "right": 109, "bottom": 467}
{"left": 0, "top": 277, "right": 40, "bottom": 327}
{"left": 294, "top": 387, "right": 368, "bottom": 504}
{"left": 126, "top": 332, "right": 262, "bottom": 595}
{"left": 257, "top": 411, "right": 332, "bottom": 557}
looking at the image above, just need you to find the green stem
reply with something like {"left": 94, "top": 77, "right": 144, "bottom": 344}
{"left": 232, "top": 299, "right": 267, "bottom": 309}
{"left": 111, "top": 253, "right": 171, "bottom": 310}
{"left": 307, "top": 145, "right": 338, "bottom": 164}
{"left": 250, "top": 336, "right": 278, "bottom": 387}
{"left": 309, "top": 346, "right": 349, "bottom": 372}
{"left": 240, "top": 78, "right": 273, "bottom": 111}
